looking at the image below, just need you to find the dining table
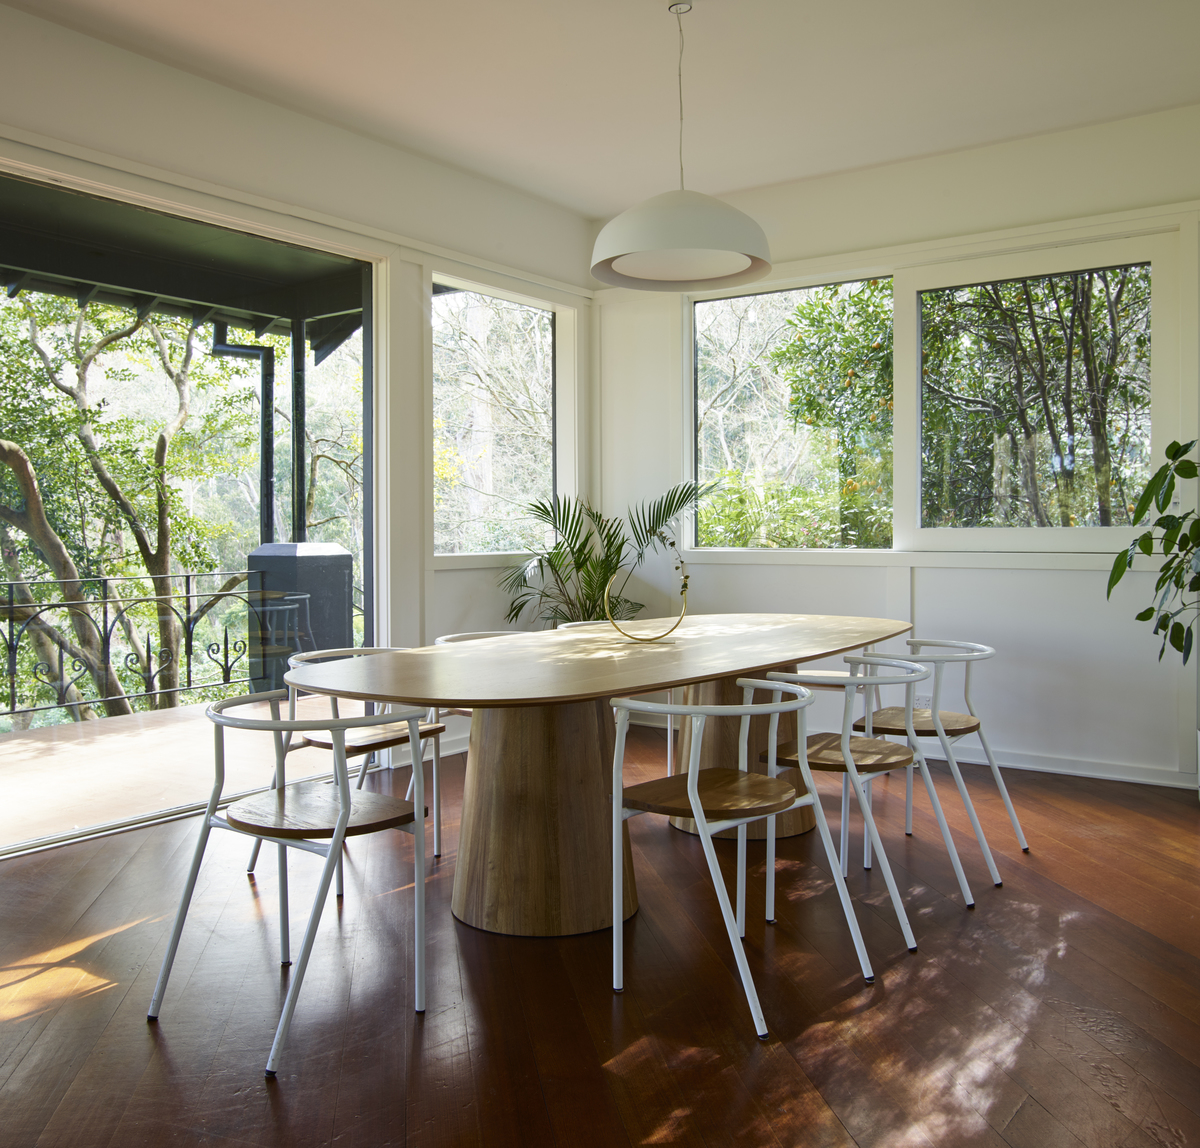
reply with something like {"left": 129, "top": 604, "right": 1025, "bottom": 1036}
{"left": 284, "top": 612, "right": 911, "bottom": 937}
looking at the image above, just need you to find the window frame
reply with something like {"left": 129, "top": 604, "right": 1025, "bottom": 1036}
{"left": 895, "top": 231, "right": 1178, "bottom": 552}
{"left": 683, "top": 227, "right": 1182, "bottom": 559}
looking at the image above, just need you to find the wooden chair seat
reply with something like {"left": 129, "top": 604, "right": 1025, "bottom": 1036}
{"left": 767, "top": 733, "right": 914, "bottom": 772}
{"left": 852, "top": 707, "right": 980, "bottom": 738}
{"left": 226, "top": 781, "right": 420, "bottom": 839}
{"left": 299, "top": 720, "right": 445, "bottom": 757}
{"left": 622, "top": 768, "right": 796, "bottom": 820}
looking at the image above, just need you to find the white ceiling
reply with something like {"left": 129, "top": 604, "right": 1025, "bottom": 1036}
{"left": 9, "top": 0, "right": 1200, "bottom": 220}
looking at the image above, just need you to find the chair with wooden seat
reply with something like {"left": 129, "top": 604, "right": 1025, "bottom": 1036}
{"left": 851, "top": 638, "right": 1028, "bottom": 886}
{"left": 768, "top": 655, "right": 976, "bottom": 925}
{"left": 147, "top": 689, "right": 428, "bottom": 1077}
{"left": 284, "top": 647, "right": 444, "bottom": 855}
{"left": 611, "top": 678, "right": 874, "bottom": 1039}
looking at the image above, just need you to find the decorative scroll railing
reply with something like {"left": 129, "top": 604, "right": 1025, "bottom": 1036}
{"left": 1, "top": 570, "right": 267, "bottom": 725}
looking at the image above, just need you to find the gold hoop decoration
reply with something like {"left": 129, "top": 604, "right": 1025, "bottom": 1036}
{"left": 603, "top": 570, "right": 688, "bottom": 642}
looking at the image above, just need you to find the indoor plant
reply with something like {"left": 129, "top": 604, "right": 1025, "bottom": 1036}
{"left": 499, "top": 482, "right": 711, "bottom": 627}
{"left": 1108, "top": 439, "right": 1200, "bottom": 662}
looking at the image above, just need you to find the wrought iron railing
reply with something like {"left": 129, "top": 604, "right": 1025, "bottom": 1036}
{"left": 1, "top": 570, "right": 266, "bottom": 725}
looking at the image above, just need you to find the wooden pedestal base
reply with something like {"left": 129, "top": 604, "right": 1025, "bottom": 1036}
{"left": 671, "top": 676, "right": 817, "bottom": 839}
{"left": 451, "top": 699, "right": 638, "bottom": 936}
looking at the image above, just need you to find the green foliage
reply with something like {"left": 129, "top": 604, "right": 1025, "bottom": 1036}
{"left": 921, "top": 265, "right": 1151, "bottom": 528}
{"left": 694, "top": 280, "right": 894, "bottom": 551}
{"left": 499, "top": 482, "right": 710, "bottom": 626}
{"left": 432, "top": 291, "right": 554, "bottom": 554}
{"left": 768, "top": 278, "right": 893, "bottom": 548}
{"left": 1107, "top": 440, "right": 1199, "bottom": 663}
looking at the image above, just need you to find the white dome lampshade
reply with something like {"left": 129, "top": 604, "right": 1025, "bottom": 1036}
{"left": 591, "top": 189, "right": 771, "bottom": 291}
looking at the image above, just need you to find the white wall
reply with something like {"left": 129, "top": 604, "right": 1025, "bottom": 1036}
{"left": 595, "top": 110, "right": 1200, "bottom": 788}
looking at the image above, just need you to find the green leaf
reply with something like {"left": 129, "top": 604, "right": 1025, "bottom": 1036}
{"left": 1133, "top": 465, "right": 1167, "bottom": 524}
{"left": 1107, "top": 549, "right": 1130, "bottom": 598}
{"left": 1176, "top": 459, "right": 1199, "bottom": 479}
{"left": 1156, "top": 472, "right": 1177, "bottom": 514}
{"left": 1185, "top": 626, "right": 1195, "bottom": 665}
{"left": 1166, "top": 440, "right": 1183, "bottom": 461}
{"left": 1138, "top": 532, "right": 1154, "bottom": 556}
{"left": 1135, "top": 607, "right": 1155, "bottom": 621}
{"left": 1171, "top": 621, "right": 1186, "bottom": 652}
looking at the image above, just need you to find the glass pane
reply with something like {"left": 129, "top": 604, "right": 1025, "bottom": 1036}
{"left": 432, "top": 289, "right": 555, "bottom": 554}
{"left": 920, "top": 264, "right": 1151, "bottom": 528}
{"left": 695, "top": 279, "right": 893, "bottom": 549}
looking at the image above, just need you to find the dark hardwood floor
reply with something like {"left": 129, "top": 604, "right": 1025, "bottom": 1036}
{"left": 0, "top": 730, "right": 1197, "bottom": 1146}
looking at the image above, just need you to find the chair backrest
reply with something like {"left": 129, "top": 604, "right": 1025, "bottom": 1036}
{"left": 771, "top": 656, "right": 929, "bottom": 738}
{"left": 905, "top": 638, "right": 994, "bottom": 712}
{"left": 433, "top": 631, "right": 517, "bottom": 643}
{"left": 286, "top": 647, "right": 426, "bottom": 723}
{"left": 207, "top": 689, "right": 429, "bottom": 801}
{"left": 288, "top": 646, "right": 404, "bottom": 669}
{"left": 612, "top": 678, "right": 814, "bottom": 783}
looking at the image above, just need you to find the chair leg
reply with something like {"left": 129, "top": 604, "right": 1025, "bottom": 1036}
{"left": 863, "top": 779, "right": 873, "bottom": 870}
{"left": 612, "top": 715, "right": 630, "bottom": 993}
{"left": 977, "top": 727, "right": 1028, "bottom": 851}
{"left": 278, "top": 842, "right": 292, "bottom": 965}
{"left": 839, "top": 775, "right": 850, "bottom": 878}
{"left": 736, "top": 823, "right": 748, "bottom": 938}
{"left": 148, "top": 816, "right": 215, "bottom": 1019}
{"left": 765, "top": 813, "right": 777, "bottom": 924}
{"left": 694, "top": 815, "right": 768, "bottom": 1038}
{"left": 411, "top": 780, "right": 426, "bottom": 1015}
{"left": 904, "top": 763, "right": 914, "bottom": 835}
{"left": 247, "top": 838, "right": 263, "bottom": 873}
{"left": 912, "top": 747, "right": 975, "bottom": 908}
{"left": 803, "top": 783, "right": 873, "bottom": 982}
{"left": 843, "top": 767, "right": 917, "bottom": 951}
{"left": 939, "top": 737, "right": 1003, "bottom": 887}
{"left": 264, "top": 834, "right": 342, "bottom": 1076}
{"left": 431, "top": 736, "right": 442, "bottom": 858}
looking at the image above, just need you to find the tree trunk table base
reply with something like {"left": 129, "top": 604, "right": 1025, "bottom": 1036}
{"left": 451, "top": 699, "right": 638, "bottom": 936}
{"left": 670, "top": 675, "right": 817, "bottom": 839}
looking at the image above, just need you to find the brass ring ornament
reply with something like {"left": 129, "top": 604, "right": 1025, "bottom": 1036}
{"left": 603, "top": 567, "right": 689, "bottom": 642}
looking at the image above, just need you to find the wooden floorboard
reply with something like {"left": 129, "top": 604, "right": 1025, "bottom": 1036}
{"left": 0, "top": 727, "right": 1197, "bottom": 1146}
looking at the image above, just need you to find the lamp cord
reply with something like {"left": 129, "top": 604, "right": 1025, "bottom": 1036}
{"left": 677, "top": 7, "right": 686, "bottom": 191}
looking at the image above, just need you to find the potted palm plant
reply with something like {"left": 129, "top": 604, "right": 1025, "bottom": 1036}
{"left": 499, "top": 482, "right": 712, "bottom": 627}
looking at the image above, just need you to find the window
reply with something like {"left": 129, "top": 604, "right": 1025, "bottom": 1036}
{"left": 432, "top": 285, "right": 555, "bottom": 554}
{"left": 919, "top": 264, "right": 1151, "bottom": 529}
{"left": 694, "top": 279, "right": 893, "bottom": 549}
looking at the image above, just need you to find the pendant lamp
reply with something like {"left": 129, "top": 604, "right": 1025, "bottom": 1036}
{"left": 590, "top": 2, "right": 771, "bottom": 292}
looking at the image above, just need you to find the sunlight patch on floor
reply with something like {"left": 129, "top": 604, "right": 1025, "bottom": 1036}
{"left": 0, "top": 918, "right": 148, "bottom": 1021}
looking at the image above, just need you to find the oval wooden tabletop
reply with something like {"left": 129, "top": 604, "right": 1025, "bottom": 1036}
{"left": 284, "top": 613, "right": 911, "bottom": 708}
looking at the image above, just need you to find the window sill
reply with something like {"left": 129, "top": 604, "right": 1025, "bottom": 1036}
{"left": 433, "top": 552, "right": 527, "bottom": 571}
{"left": 681, "top": 547, "right": 1123, "bottom": 571}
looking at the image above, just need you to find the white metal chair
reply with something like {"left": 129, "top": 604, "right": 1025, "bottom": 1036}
{"left": 281, "top": 647, "right": 444, "bottom": 855}
{"left": 768, "top": 656, "right": 974, "bottom": 933}
{"left": 852, "top": 638, "right": 1028, "bottom": 880}
{"left": 147, "top": 689, "right": 428, "bottom": 1077}
{"left": 611, "top": 678, "right": 874, "bottom": 1040}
